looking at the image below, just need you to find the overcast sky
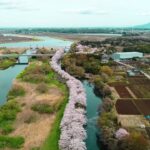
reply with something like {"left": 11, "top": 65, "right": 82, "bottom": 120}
{"left": 0, "top": 0, "right": 150, "bottom": 27}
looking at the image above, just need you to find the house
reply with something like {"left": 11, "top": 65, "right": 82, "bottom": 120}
{"left": 112, "top": 52, "right": 143, "bottom": 61}
{"left": 127, "top": 70, "right": 135, "bottom": 76}
{"left": 101, "top": 54, "right": 109, "bottom": 63}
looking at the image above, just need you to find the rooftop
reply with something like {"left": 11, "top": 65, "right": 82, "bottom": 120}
{"left": 115, "top": 52, "right": 143, "bottom": 55}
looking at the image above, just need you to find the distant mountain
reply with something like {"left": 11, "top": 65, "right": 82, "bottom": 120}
{"left": 134, "top": 23, "right": 150, "bottom": 29}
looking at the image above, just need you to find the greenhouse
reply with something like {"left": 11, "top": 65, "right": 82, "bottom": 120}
{"left": 112, "top": 52, "right": 143, "bottom": 61}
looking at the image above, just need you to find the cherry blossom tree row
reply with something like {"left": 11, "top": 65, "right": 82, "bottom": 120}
{"left": 51, "top": 49, "right": 87, "bottom": 150}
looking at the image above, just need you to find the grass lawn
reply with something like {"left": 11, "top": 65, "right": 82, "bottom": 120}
{"left": 0, "top": 99, "right": 25, "bottom": 149}
{"left": 0, "top": 135, "right": 24, "bottom": 149}
{"left": 0, "top": 58, "right": 16, "bottom": 70}
{"left": 0, "top": 100, "right": 21, "bottom": 134}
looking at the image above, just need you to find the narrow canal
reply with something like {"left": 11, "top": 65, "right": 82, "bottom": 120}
{"left": 0, "top": 65, "right": 27, "bottom": 105}
{"left": 0, "top": 49, "right": 36, "bottom": 105}
{"left": 83, "top": 81, "right": 102, "bottom": 150}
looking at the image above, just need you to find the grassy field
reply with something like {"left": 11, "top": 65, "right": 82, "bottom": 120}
{"left": 41, "top": 86, "right": 68, "bottom": 150}
{"left": 0, "top": 99, "right": 24, "bottom": 149}
{"left": 0, "top": 76, "right": 26, "bottom": 149}
{"left": 17, "top": 61, "right": 68, "bottom": 150}
{"left": 0, "top": 58, "right": 16, "bottom": 70}
{"left": 0, "top": 60, "right": 68, "bottom": 149}
{"left": 0, "top": 135, "right": 24, "bottom": 149}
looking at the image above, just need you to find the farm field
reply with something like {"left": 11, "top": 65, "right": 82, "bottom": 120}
{"left": 135, "top": 100, "right": 150, "bottom": 115}
{"left": 129, "top": 85, "right": 150, "bottom": 98}
{"left": 116, "top": 100, "right": 140, "bottom": 115}
{"left": 114, "top": 85, "right": 133, "bottom": 98}
{"left": 116, "top": 99, "right": 150, "bottom": 115}
{"left": 110, "top": 75, "right": 150, "bottom": 99}
{"left": 128, "top": 76, "right": 150, "bottom": 98}
{"left": 111, "top": 72, "right": 150, "bottom": 116}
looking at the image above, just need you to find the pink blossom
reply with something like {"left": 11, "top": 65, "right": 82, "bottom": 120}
{"left": 51, "top": 49, "right": 87, "bottom": 150}
{"left": 115, "top": 128, "right": 129, "bottom": 140}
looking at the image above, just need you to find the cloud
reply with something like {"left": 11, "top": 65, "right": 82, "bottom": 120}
{"left": 136, "top": 11, "right": 150, "bottom": 16}
{"left": 0, "top": 0, "right": 21, "bottom": 7}
{"left": 62, "top": 8, "right": 109, "bottom": 15}
{"left": 141, "top": 12, "right": 150, "bottom": 16}
{"left": 0, "top": 0, "right": 39, "bottom": 11}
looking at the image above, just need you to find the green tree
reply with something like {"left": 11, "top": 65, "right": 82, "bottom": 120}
{"left": 70, "top": 43, "right": 77, "bottom": 52}
{"left": 66, "top": 65, "right": 85, "bottom": 78}
{"left": 118, "top": 131, "right": 149, "bottom": 150}
{"left": 101, "top": 66, "right": 113, "bottom": 76}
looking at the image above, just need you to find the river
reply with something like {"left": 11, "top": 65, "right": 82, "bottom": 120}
{"left": 83, "top": 81, "right": 102, "bottom": 150}
{"left": 0, "top": 35, "right": 72, "bottom": 48}
{"left": 0, "top": 35, "right": 103, "bottom": 150}
{"left": 0, "top": 49, "right": 34, "bottom": 105}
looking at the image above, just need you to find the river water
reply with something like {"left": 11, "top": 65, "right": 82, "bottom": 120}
{"left": 0, "top": 49, "right": 35, "bottom": 105}
{"left": 83, "top": 81, "right": 102, "bottom": 150}
{"left": 0, "top": 65, "right": 27, "bottom": 105}
{"left": 0, "top": 35, "right": 102, "bottom": 150}
{"left": 0, "top": 35, "right": 72, "bottom": 48}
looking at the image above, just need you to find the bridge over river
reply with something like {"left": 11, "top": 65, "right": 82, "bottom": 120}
{"left": 0, "top": 53, "right": 55, "bottom": 64}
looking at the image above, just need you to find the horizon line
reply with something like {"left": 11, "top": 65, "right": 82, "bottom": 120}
{"left": 0, "top": 22, "right": 149, "bottom": 29}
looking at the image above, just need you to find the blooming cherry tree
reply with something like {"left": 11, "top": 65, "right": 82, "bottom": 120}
{"left": 51, "top": 49, "right": 87, "bottom": 150}
{"left": 115, "top": 128, "right": 129, "bottom": 140}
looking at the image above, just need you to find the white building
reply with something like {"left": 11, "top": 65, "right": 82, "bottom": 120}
{"left": 101, "top": 54, "right": 109, "bottom": 63}
{"left": 112, "top": 52, "right": 143, "bottom": 61}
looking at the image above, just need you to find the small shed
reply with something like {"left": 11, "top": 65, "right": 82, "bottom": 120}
{"left": 127, "top": 70, "right": 135, "bottom": 76}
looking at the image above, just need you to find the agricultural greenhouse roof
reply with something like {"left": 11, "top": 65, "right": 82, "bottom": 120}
{"left": 112, "top": 52, "right": 143, "bottom": 60}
